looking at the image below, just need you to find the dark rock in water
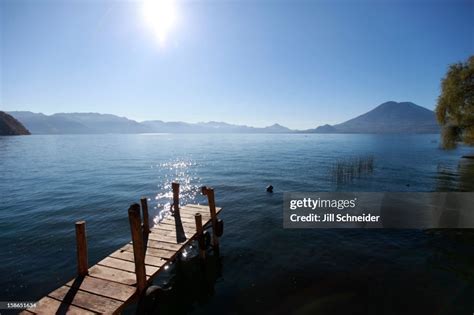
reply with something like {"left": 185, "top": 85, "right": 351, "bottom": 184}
{"left": 266, "top": 185, "right": 273, "bottom": 193}
{"left": 0, "top": 111, "right": 30, "bottom": 135}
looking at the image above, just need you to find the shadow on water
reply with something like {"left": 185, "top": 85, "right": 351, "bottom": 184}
{"left": 138, "top": 249, "right": 222, "bottom": 315}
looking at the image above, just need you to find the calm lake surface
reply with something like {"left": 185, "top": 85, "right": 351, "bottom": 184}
{"left": 1, "top": 134, "right": 473, "bottom": 314}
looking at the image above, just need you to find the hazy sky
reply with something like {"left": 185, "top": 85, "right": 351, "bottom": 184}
{"left": 1, "top": 0, "right": 473, "bottom": 129}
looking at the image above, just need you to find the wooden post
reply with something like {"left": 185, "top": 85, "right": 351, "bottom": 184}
{"left": 172, "top": 182, "right": 180, "bottom": 216}
{"left": 203, "top": 187, "right": 219, "bottom": 250}
{"left": 75, "top": 221, "right": 88, "bottom": 277}
{"left": 194, "top": 213, "right": 206, "bottom": 259}
{"left": 128, "top": 203, "right": 146, "bottom": 293}
{"left": 140, "top": 197, "right": 151, "bottom": 235}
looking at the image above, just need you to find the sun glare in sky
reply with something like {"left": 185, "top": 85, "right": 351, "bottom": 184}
{"left": 142, "top": 0, "right": 178, "bottom": 46}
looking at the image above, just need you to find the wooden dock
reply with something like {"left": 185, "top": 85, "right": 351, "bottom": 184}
{"left": 20, "top": 184, "right": 223, "bottom": 314}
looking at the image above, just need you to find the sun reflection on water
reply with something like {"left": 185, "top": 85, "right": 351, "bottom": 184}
{"left": 152, "top": 159, "right": 201, "bottom": 226}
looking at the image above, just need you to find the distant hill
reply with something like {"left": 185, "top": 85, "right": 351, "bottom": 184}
{"left": 305, "top": 101, "right": 439, "bottom": 134}
{"left": 53, "top": 113, "right": 149, "bottom": 134}
{"left": 8, "top": 111, "right": 293, "bottom": 134}
{"left": 0, "top": 111, "right": 30, "bottom": 135}
{"left": 140, "top": 120, "right": 292, "bottom": 133}
{"left": 308, "top": 124, "right": 337, "bottom": 133}
{"left": 8, "top": 111, "right": 149, "bottom": 134}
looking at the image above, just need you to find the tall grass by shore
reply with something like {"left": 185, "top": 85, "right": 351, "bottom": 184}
{"left": 331, "top": 155, "right": 374, "bottom": 185}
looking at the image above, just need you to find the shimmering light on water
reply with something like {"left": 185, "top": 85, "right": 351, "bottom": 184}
{"left": 152, "top": 159, "right": 201, "bottom": 225}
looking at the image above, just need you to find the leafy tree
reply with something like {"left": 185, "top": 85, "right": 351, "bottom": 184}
{"left": 436, "top": 55, "right": 474, "bottom": 149}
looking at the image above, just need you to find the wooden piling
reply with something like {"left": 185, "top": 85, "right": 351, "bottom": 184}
{"left": 140, "top": 197, "right": 151, "bottom": 235}
{"left": 202, "top": 187, "right": 220, "bottom": 250}
{"left": 172, "top": 182, "right": 180, "bottom": 216}
{"left": 194, "top": 213, "right": 206, "bottom": 259}
{"left": 128, "top": 203, "right": 146, "bottom": 293}
{"left": 75, "top": 221, "right": 88, "bottom": 277}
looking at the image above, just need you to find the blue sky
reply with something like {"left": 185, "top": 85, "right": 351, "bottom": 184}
{"left": 1, "top": 0, "right": 473, "bottom": 129}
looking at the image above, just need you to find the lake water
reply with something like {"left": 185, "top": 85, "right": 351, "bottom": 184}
{"left": 1, "top": 134, "right": 473, "bottom": 314}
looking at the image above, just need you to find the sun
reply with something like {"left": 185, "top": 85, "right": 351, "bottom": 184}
{"left": 142, "top": 0, "right": 178, "bottom": 45}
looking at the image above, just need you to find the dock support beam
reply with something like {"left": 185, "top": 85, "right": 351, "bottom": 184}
{"left": 128, "top": 203, "right": 147, "bottom": 293}
{"left": 172, "top": 182, "right": 180, "bottom": 216}
{"left": 75, "top": 221, "right": 88, "bottom": 277}
{"left": 201, "top": 186, "right": 220, "bottom": 252}
{"left": 194, "top": 213, "right": 206, "bottom": 260}
{"left": 140, "top": 197, "right": 151, "bottom": 237}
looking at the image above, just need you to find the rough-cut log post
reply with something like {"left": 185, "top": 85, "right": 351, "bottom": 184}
{"left": 140, "top": 197, "right": 151, "bottom": 236}
{"left": 172, "top": 182, "right": 180, "bottom": 216}
{"left": 128, "top": 203, "right": 146, "bottom": 293}
{"left": 75, "top": 221, "right": 88, "bottom": 277}
{"left": 202, "top": 186, "right": 219, "bottom": 251}
{"left": 194, "top": 213, "right": 206, "bottom": 260}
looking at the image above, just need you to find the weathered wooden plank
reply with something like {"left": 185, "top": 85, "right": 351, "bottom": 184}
{"left": 88, "top": 265, "right": 139, "bottom": 286}
{"left": 144, "top": 228, "right": 189, "bottom": 242}
{"left": 180, "top": 205, "right": 210, "bottom": 213}
{"left": 173, "top": 215, "right": 201, "bottom": 224}
{"left": 153, "top": 212, "right": 213, "bottom": 227}
{"left": 183, "top": 204, "right": 223, "bottom": 214}
{"left": 176, "top": 208, "right": 212, "bottom": 218}
{"left": 147, "top": 231, "right": 194, "bottom": 242}
{"left": 149, "top": 233, "right": 185, "bottom": 244}
{"left": 145, "top": 239, "right": 184, "bottom": 251}
{"left": 120, "top": 244, "right": 175, "bottom": 260}
{"left": 149, "top": 227, "right": 179, "bottom": 236}
{"left": 151, "top": 223, "right": 175, "bottom": 231}
{"left": 149, "top": 229, "right": 182, "bottom": 239}
{"left": 65, "top": 276, "right": 136, "bottom": 302}
{"left": 178, "top": 208, "right": 211, "bottom": 217}
{"left": 152, "top": 224, "right": 196, "bottom": 235}
{"left": 98, "top": 257, "right": 159, "bottom": 277}
{"left": 25, "top": 296, "right": 96, "bottom": 315}
{"left": 110, "top": 248, "right": 168, "bottom": 266}
{"left": 149, "top": 227, "right": 183, "bottom": 236}
{"left": 159, "top": 218, "right": 197, "bottom": 230}
{"left": 160, "top": 216, "right": 197, "bottom": 225}
{"left": 48, "top": 285, "right": 123, "bottom": 314}
{"left": 182, "top": 204, "right": 208, "bottom": 210}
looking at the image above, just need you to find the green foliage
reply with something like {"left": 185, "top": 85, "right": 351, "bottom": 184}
{"left": 436, "top": 55, "right": 474, "bottom": 149}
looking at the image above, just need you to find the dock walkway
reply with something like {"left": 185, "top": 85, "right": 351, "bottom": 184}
{"left": 21, "top": 184, "right": 222, "bottom": 314}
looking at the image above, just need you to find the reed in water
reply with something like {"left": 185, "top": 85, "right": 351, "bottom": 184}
{"left": 331, "top": 155, "right": 374, "bottom": 185}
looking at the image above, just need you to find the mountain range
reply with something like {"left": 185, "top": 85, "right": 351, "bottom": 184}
{"left": 7, "top": 101, "right": 440, "bottom": 135}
